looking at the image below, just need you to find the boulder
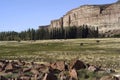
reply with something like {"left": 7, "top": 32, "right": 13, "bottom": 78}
{"left": 69, "top": 59, "right": 86, "bottom": 70}
{"left": 69, "top": 69, "right": 78, "bottom": 80}
{"left": 58, "top": 71, "right": 67, "bottom": 80}
{"left": 50, "top": 61, "right": 65, "bottom": 71}
{"left": 43, "top": 73, "right": 57, "bottom": 80}
{"left": 30, "top": 68, "right": 39, "bottom": 75}
{"left": 23, "top": 68, "right": 31, "bottom": 73}
{"left": 16, "top": 60, "right": 25, "bottom": 66}
{"left": 19, "top": 76, "right": 31, "bottom": 80}
{"left": 5, "top": 62, "right": 14, "bottom": 72}
{"left": 88, "top": 65, "right": 97, "bottom": 72}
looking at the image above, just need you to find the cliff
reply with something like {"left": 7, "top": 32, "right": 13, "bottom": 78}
{"left": 50, "top": 1, "right": 120, "bottom": 35}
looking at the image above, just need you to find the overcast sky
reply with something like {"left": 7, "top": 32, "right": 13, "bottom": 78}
{"left": 0, "top": 0, "right": 117, "bottom": 32}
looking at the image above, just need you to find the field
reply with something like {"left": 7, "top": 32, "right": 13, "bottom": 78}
{"left": 0, "top": 38, "right": 120, "bottom": 71}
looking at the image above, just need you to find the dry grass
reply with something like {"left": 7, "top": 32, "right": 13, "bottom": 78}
{"left": 0, "top": 38, "right": 120, "bottom": 71}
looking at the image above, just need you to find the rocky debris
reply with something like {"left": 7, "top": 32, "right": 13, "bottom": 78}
{"left": 0, "top": 59, "right": 118, "bottom": 80}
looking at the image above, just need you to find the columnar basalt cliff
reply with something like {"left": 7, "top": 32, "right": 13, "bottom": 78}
{"left": 50, "top": 1, "right": 120, "bottom": 35}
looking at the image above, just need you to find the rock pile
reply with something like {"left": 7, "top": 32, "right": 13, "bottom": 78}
{"left": 0, "top": 59, "right": 119, "bottom": 80}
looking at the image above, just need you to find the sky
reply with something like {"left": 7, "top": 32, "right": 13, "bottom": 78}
{"left": 0, "top": 0, "right": 117, "bottom": 32}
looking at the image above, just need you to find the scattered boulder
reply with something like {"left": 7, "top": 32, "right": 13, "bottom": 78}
{"left": 39, "top": 65, "right": 49, "bottom": 73}
{"left": 5, "top": 62, "right": 14, "bottom": 73}
{"left": 19, "top": 76, "right": 31, "bottom": 80}
{"left": 88, "top": 65, "right": 98, "bottom": 72}
{"left": 17, "top": 59, "right": 25, "bottom": 66}
{"left": 43, "top": 73, "right": 57, "bottom": 80}
{"left": 23, "top": 68, "right": 31, "bottom": 73}
{"left": 105, "top": 69, "right": 115, "bottom": 73}
{"left": 30, "top": 68, "right": 39, "bottom": 75}
{"left": 69, "top": 59, "right": 86, "bottom": 70}
{"left": 58, "top": 71, "right": 67, "bottom": 80}
{"left": 50, "top": 61, "right": 65, "bottom": 71}
{"left": 69, "top": 68, "right": 78, "bottom": 80}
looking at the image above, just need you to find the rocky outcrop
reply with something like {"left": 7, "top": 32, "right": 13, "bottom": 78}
{"left": 50, "top": 1, "right": 120, "bottom": 35}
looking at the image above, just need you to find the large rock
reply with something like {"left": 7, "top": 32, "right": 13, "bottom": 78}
{"left": 69, "top": 59, "right": 86, "bottom": 70}
{"left": 23, "top": 68, "right": 31, "bottom": 73}
{"left": 58, "top": 71, "right": 67, "bottom": 80}
{"left": 4, "top": 62, "right": 14, "bottom": 72}
{"left": 19, "top": 76, "right": 31, "bottom": 80}
{"left": 88, "top": 65, "right": 98, "bottom": 72}
{"left": 50, "top": 61, "right": 65, "bottom": 71}
{"left": 43, "top": 73, "right": 57, "bottom": 80}
{"left": 30, "top": 68, "right": 39, "bottom": 75}
{"left": 69, "top": 69, "right": 78, "bottom": 80}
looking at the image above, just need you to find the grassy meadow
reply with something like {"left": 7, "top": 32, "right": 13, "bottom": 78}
{"left": 0, "top": 38, "right": 120, "bottom": 70}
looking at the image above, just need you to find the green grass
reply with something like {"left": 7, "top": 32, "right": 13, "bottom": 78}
{"left": 0, "top": 38, "right": 120, "bottom": 70}
{"left": 77, "top": 69, "right": 109, "bottom": 80}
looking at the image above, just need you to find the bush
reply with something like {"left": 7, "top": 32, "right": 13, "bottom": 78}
{"left": 96, "top": 40, "right": 100, "bottom": 43}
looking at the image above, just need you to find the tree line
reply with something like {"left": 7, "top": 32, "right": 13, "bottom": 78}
{"left": 0, "top": 25, "right": 99, "bottom": 41}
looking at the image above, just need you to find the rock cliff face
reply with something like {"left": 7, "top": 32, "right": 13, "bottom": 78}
{"left": 50, "top": 1, "right": 120, "bottom": 34}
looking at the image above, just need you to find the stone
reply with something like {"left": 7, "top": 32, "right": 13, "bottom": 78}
{"left": 50, "top": 61, "right": 65, "bottom": 71}
{"left": 69, "top": 69, "right": 78, "bottom": 80}
{"left": 23, "top": 68, "right": 31, "bottom": 73}
{"left": 5, "top": 62, "right": 14, "bottom": 72}
{"left": 69, "top": 59, "right": 86, "bottom": 70}
{"left": 88, "top": 65, "right": 97, "bottom": 72}
{"left": 58, "top": 71, "right": 67, "bottom": 80}
{"left": 19, "top": 76, "right": 31, "bottom": 80}
{"left": 43, "top": 73, "right": 57, "bottom": 80}
{"left": 17, "top": 59, "right": 25, "bottom": 66}
{"left": 30, "top": 68, "right": 39, "bottom": 75}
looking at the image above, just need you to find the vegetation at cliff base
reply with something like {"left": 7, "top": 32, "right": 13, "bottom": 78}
{"left": 0, "top": 25, "right": 99, "bottom": 41}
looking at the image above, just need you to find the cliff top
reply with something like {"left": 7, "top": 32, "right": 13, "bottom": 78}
{"left": 65, "top": 1, "right": 119, "bottom": 15}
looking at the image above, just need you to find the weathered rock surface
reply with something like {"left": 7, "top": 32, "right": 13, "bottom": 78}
{"left": 50, "top": 1, "right": 120, "bottom": 35}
